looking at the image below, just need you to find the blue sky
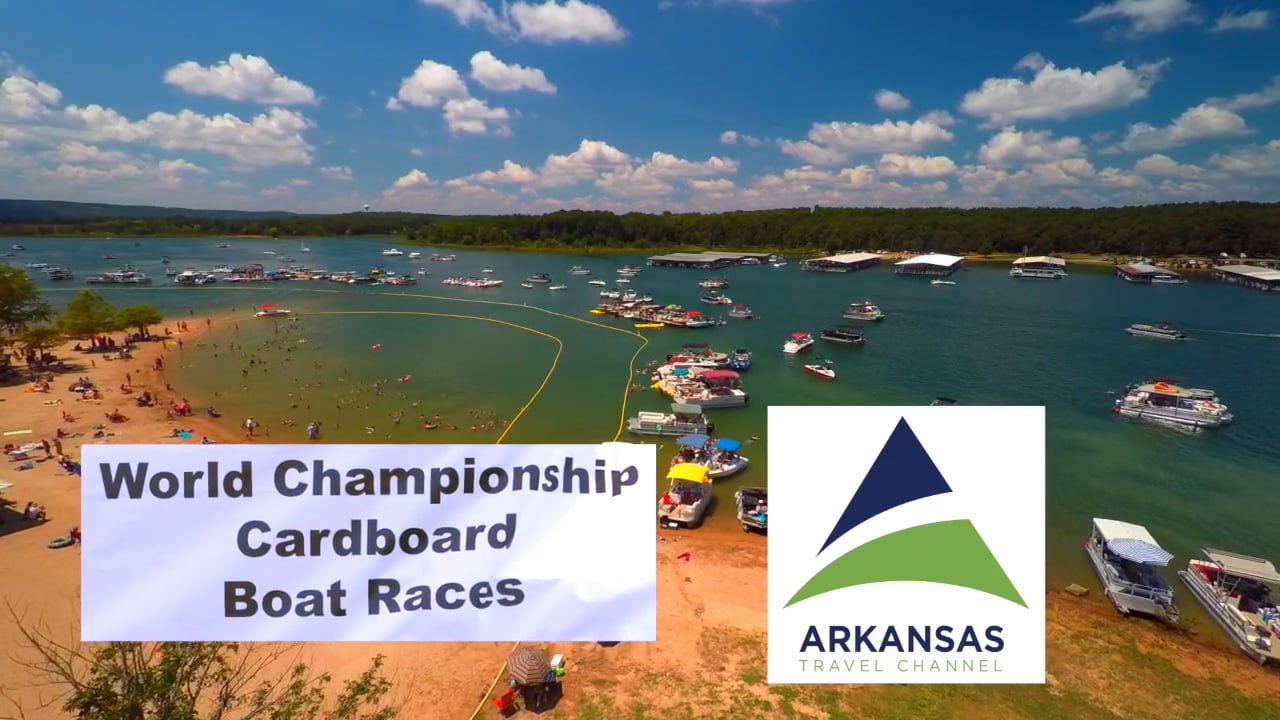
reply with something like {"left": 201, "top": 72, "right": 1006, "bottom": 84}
{"left": 1, "top": 0, "right": 1277, "bottom": 214}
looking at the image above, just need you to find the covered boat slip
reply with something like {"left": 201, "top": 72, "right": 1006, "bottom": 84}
{"left": 1179, "top": 549, "right": 1280, "bottom": 664}
{"left": 800, "top": 252, "right": 883, "bottom": 272}
{"left": 1085, "top": 518, "right": 1180, "bottom": 624}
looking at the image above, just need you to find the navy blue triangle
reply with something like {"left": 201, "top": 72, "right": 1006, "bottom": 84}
{"left": 817, "top": 417, "right": 953, "bottom": 555}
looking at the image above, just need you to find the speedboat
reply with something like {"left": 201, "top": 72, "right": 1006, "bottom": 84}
{"left": 526, "top": 272, "right": 551, "bottom": 283}
{"left": 482, "top": 267, "right": 494, "bottom": 274}
{"left": 616, "top": 278, "right": 632, "bottom": 284}
{"left": 698, "top": 277, "right": 728, "bottom": 289}
{"left": 820, "top": 326, "right": 865, "bottom": 344}
{"left": 102, "top": 254, "right": 118, "bottom": 260}
{"left": 626, "top": 402, "right": 715, "bottom": 437}
{"left": 549, "top": 284, "right": 568, "bottom": 291}
{"left": 430, "top": 254, "right": 458, "bottom": 262}
{"left": 1179, "top": 548, "right": 1280, "bottom": 665}
{"left": 1113, "top": 378, "right": 1233, "bottom": 430}
{"left": 804, "top": 361, "right": 836, "bottom": 380}
{"left": 1126, "top": 323, "right": 1186, "bottom": 340}
{"left": 930, "top": 397, "right": 958, "bottom": 406}
{"left": 587, "top": 279, "right": 607, "bottom": 286}
{"left": 568, "top": 266, "right": 591, "bottom": 275}
{"left": 520, "top": 282, "right": 534, "bottom": 289}
{"left": 163, "top": 267, "right": 178, "bottom": 276}
{"left": 726, "top": 349, "right": 752, "bottom": 371}
{"left": 381, "top": 248, "right": 404, "bottom": 256}
{"left": 215, "top": 243, "right": 231, "bottom": 248}
{"left": 728, "top": 304, "right": 753, "bottom": 319}
{"left": 700, "top": 291, "right": 732, "bottom": 305}
{"left": 843, "top": 301, "right": 885, "bottom": 321}
{"left": 43, "top": 267, "right": 74, "bottom": 280}
{"left": 782, "top": 332, "right": 814, "bottom": 354}
{"left": 11, "top": 244, "right": 26, "bottom": 251}
{"left": 1085, "top": 518, "right": 1180, "bottom": 625}
{"left": 932, "top": 279, "right": 956, "bottom": 286}
{"left": 658, "top": 463, "right": 712, "bottom": 529}
{"left": 254, "top": 307, "right": 292, "bottom": 318}
{"left": 699, "top": 437, "right": 750, "bottom": 479}
{"left": 408, "top": 251, "right": 421, "bottom": 259}
{"left": 771, "top": 261, "right": 788, "bottom": 268}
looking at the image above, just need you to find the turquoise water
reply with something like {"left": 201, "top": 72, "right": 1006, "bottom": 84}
{"left": 10, "top": 238, "right": 1280, "bottom": 604}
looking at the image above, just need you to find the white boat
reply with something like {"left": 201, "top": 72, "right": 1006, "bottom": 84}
{"left": 549, "top": 284, "right": 568, "bottom": 291}
{"left": 407, "top": 251, "right": 420, "bottom": 259}
{"left": 1113, "top": 379, "right": 1233, "bottom": 430}
{"left": 700, "top": 291, "right": 732, "bottom": 305}
{"left": 699, "top": 277, "right": 728, "bottom": 289}
{"left": 568, "top": 266, "right": 591, "bottom": 275}
{"left": 1126, "top": 323, "right": 1186, "bottom": 340}
{"left": 254, "top": 307, "right": 292, "bottom": 318}
{"left": 771, "top": 261, "right": 788, "bottom": 267}
{"left": 728, "top": 304, "right": 753, "bottom": 319}
{"left": 211, "top": 265, "right": 234, "bottom": 273}
{"left": 43, "top": 267, "right": 74, "bottom": 280}
{"left": 699, "top": 437, "right": 749, "bottom": 478}
{"left": 932, "top": 279, "right": 956, "bottom": 286}
{"left": 301, "top": 240, "right": 311, "bottom": 253}
{"left": 1179, "top": 549, "right": 1280, "bottom": 665}
{"left": 482, "top": 267, "right": 494, "bottom": 274}
{"left": 626, "top": 402, "right": 715, "bottom": 437}
{"left": 843, "top": 301, "right": 885, "bottom": 321}
{"left": 381, "top": 248, "right": 404, "bottom": 256}
{"left": 587, "top": 279, "right": 607, "bottom": 286}
{"left": 520, "top": 282, "right": 534, "bottom": 289}
{"left": 735, "top": 487, "right": 768, "bottom": 533}
{"left": 526, "top": 272, "right": 552, "bottom": 283}
{"left": 671, "top": 385, "right": 749, "bottom": 409}
{"left": 1010, "top": 251, "right": 1068, "bottom": 279}
{"left": 1085, "top": 518, "right": 1180, "bottom": 625}
{"left": 616, "top": 278, "right": 632, "bottom": 284}
{"left": 658, "top": 463, "right": 712, "bottom": 529}
{"left": 782, "top": 332, "right": 814, "bottom": 354}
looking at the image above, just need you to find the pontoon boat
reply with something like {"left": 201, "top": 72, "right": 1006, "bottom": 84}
{"left": 843, "top": 301, "right": 885, "bottom": 321}
{"left": 1125, "top": 323, "right": 1186, "bottom": 340}
{"left": 1179, "top": 548, "right": 1280, "bottom": 665}
{"left": 627, "top": 403, "right": 715, "bottom": 437}
{"left": 1085, "top": 518, "right": 1180, "bottom": 625}
{"left": 1113, "top": 379, "right": 1233, "bottom": 430}
{"left": 735, "top": 486, "right": 767, "bottom": 534}
{"left": 658, "top": 463, "right": 712, "bottom": 529}
{"left": 820, "top": 326, "right": 865, "bottom": 344}
{"left": 728, "top": 304, "right": 754, "bottom": 319}
{"left": 726, "top": 349, "right": 752, "bottom": 371}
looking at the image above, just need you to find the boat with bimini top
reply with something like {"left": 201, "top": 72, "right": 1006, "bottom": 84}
{"left": 843, "top": 301, "right": 885, "bottom": 321}
{"left": 726, "top": 348, "right": 752, "bottom": 371}
{"left": 728, "top": 304, "right": 753, "bottom": 319}
{"left": 736, "top": 486, "right": 767, "bottom": 534}
{"left": 700, "top": 291, "right": 732, "bottom": 305}
{"left": 627, "top": 402, "right": 715, "bottom": 437}
{"left": 1113, "top": 378, "right": 1233, "bottom": 430}
{"left": 658, "top": 462, "right": 712, "bottom": 529}
{"left": 1126, "top": 323, "right": 1186, "bottom": 340}
{"left": 783, "top": 332, "right": 815, "bottom": 354}
{"left": 699, "top": 437, "right": 750, "bottom": 479}
{"left": 1085, "top": 518, "right": 1180, "bottom": 625}
{"left": 820, "top": 326, "right": 865, "bottom": 344}
{"left": 1179, "top": 548, "right": 1280, "bottom": 665}
{"left": 526, "top": 272, "right": 552, "bottom": 284}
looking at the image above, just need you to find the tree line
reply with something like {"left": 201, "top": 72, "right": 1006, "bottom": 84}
{"left": 2, "top": 202, "right": 1280, "bottom": 257}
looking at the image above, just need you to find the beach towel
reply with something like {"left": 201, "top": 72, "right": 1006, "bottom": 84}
{"left": 178, "top": 431, "right": 193, "bottom": 440}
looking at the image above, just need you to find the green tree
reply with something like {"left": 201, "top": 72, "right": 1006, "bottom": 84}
{"left": 16, "top": 325, "right": 62, "bottom": 365}
{"left": 58, "top": 290, "right": 118, "bottom": 338}
{"left": 115, "top": 304, "right": 164, "bottom": 338}
{"left": 0, "top": 265, "right": 53, "bottom": 330}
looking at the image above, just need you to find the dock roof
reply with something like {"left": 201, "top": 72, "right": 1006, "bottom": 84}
{"left": 647, "top": 252, "right": 724, "bottom": 263}
{"left": 1204, "top": 548, "right": 1280, "bottom": 583}
{"left": 1012, "top": 256, "right": 1066, "bottom": 266}
{"left": 811, "top": 252, "right": 882, "bottom": 264}
{"left": 1216, "top": 264, "right": 1280, "bottom": 281}
{"left": 1093, "top": 518, "right": 1161, "bottom": 546}
{"left": 895, "top": 253, "right": 964, "bottom": 268}
{"left": 698, "top": 251, "right": 774, "bottom": 258}
{"left": 1118, "top": 263, "right": 1179, "bottom": 276}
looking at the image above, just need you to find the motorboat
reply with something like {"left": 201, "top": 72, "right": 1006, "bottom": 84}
{"left": 1126, "top": 323, "right": 1186, "bottom": 340}
{"left": 616, "top": 278, "right": 632, "bottom": 284}
{"left": 700, "top": 291, "right": 732, "bottom": 305}
{"left": 526, "top": 272, "right": 552, "bottom": 283}
{"left": 520, "top": 282, "right": 534, "bottom": 289}
{"left": 587, "top": 279, "right": 607, "bottom": 286}
{"left": 843, "top": 301, "right": 885, "bottom": 321}
{"left": 1084, "top": 518, "right": 1180, "bottom": 625}
{"left": 770, "top": 261, "right": 788, "bottom": 268}
{"left": 819, "top": 326, "right": 865, "bottom": 344}
{"left": 254, "top": 306, "right": 292, "bottom": 318}
{"left": 173, "top": 269, "right": 217, "bottom": 285}
{"left": 417, "top": 268, "right": 429, "bottom": 276}
{"left": 728, "top": 304, "right": 754, "bottom": 319}
{"left": 682, "top": 313, "right": 720, "bottom": 328}
{"left": 930, "top": 397, "right": 958, "bottom": 406}
{"left": 11, "top": 244, "right": 26, "bottom": 251}
{"left": 726, "top": 349, "right": 751, "bottom": 371}
{"left": 102, "top": 254, "right": 118, "bottom": 260}
{"left": 804, "top": 360, "right": 836, "bottom": 380}
{"left": 430, "top": 254, "right": 458, "bottom": 262}
{"left": 279, "top": 255, "right": 295, "bottom": 263}
{"left": 931, "top": 279, "right": 956, "bottom": 286}
{"left": 86, "top": 269, "right": 151, "bottom": 285}
{"left": 1113, "top": 378, "right": 1233, "bottom": 430}
{"left": 43, "top": 267, "right": 74, "bottom": 280}
{"left": 600, "top": 289, "right": 621, "bottom": 299}
{"left": 26, "top": 262, "right": 49, "bottom": 269}
{"left": 626, "top": 402, "right": 714, "bottom": 437}
{"left": 700, "top": 437, "right": 749, "bottom": 479}
{"left": 698, "top": 277, "right": 729, "bottom": 289}
{"left": 215, "top": 243, "right": 231, "bottom": 248}
{"left": 160, "top": 256, "right": 171, "bottom": 264}
{"left": 549, "top": 284, "right": 568, "bottom": 291}
{"left": 482, "top": 267, "right": 494, "bottom": 274}
{"left": 381, "top": 248, "right": 404, "bottom": 256}
{"left": 212, "top": 265, "right": 234, "bottom": 273}
{"left": 568, "top": 266, "right": 591, "bottom": 275}
{"left": 1179, "top": 548, "right": 1280, "bottom": 665}
{"left": 408, "top": 251, "right": 421, "bottom": 259}
{"left": 621, "top": 289, "right": 639, "bottom": 302}
{"left": 617, "top": 264, "right": 643, "bottom": 277}
{"left": 658, "top": 462, "right": 712, "bottom": 529}
{"left": 382, "top": 276, "right": 417, "bottom": 285}
{"left": 782, "top": 332, "right": 815, "bottom": 354}
{"left": 164, "top": 267, "right": 178, "bottom": 277}
{"left": 735, "top": 486, "right": 767, "bottom": 534}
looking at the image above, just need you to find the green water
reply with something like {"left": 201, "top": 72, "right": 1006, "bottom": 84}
{"left": 13, "top": 238, "right": 1280, "bottom": 598}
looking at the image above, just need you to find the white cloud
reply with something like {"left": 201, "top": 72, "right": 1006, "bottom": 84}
{"left": 1073, "top": 0, "right": 1199, "bottom": 36}
{"left": 1207, "top": 76, "right": 1280, "bottom": 112}
{"left": 1209, "top": 140, "right": 1280, "bottom": 176}
{"left": 163, "top": 54, "right": 318, "bottom": 105}
{"left": 320, "top": 165, "right": 354, "bottom": 181}
{"left": 1133, "top": 153, "right": 1203, "bottom": 179}
{"left": 387, "top": 60, "right": 470, "bottom": 110}
{"left": 409, "top": 147, "right": 426, "bottom": 157}
{"left": 538, "top": 139, "right": 633, "bottom": 187}
{"left": 960, "top": 57, "right": 1169, "bottom": 125}
{"left": 978, "top": 126, "right": 1086, "bottom": 166}
{"left": 469, "top": 51, "right": 556, "bottom": 93}
{"left": 442, "top": 97, "right": 512, "bottom": 135}
{"left": 43, "top": 158, "right": 208, "bottom": 191}
{"left": 417, "top": 0, "right": 625, "bottom": 44}
{"left": 387, "top": 169, "right": 436, "bottom": 195}
{"left": 778, "top": 118, "right": 954, "bottom": 165}
{"left": 1013, "top": 52, "right": 1047, "bottom": 73}
{"left": 720, "top": 130, "right": 763, "bottom": 147}
{"left": 873, "top": 89, "right": 911, "bottom": 111}
{"left": 458, "top": 159, "right": 539, "bottom": 184}
{"left": 1109, "top": 103, "right": 1251, "bottom": 153}
{"left": 876, "top": 153, "right": 956, "bottom": 178}
{"left": 50, "top": 141, "right": 132, "bottom": 166}
{"left": 1211, "top": 9, "right": 1272, "bottom": 32}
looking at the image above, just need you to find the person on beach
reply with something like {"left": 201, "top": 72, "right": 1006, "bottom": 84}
{"left": 243, "top": 417, "right": 256, "bottom": 437}
{"left": 307, "top": 422, "right": 320, "bottom": 440}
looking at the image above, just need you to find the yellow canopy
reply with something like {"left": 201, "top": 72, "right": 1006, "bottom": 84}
{"left": 667, "top": 462, "right": 711, "bottom": 483}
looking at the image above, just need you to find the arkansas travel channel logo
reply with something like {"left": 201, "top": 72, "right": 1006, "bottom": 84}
{"left": 767, "top": 406, "right": 1046, "bottom": 684}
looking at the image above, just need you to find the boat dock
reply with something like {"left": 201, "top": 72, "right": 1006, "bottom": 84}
{"left": 1212, "top": 264, "right": 1280, "bottom": 292}
{"left": 800, "top": 252, "right": 882, "bottom": 273}
{"left": 595, "top": 300, "right": 722, "bottom": 328}
{"left": 646, "top": 251, "right": 773, "bottom": 269}
{"left": 894, "top": 253, "right": 965, "bottom": 277}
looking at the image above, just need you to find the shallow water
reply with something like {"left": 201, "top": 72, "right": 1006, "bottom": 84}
{"left": 13, "top": 238, "right": 1280, "bottom": 604}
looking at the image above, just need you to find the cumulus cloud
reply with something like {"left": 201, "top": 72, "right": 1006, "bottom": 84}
{"left": 720, "top": 130, "right": 763, "bottom": 147}
{"left": 1108, "top": 104, "right": 1251, "bottom": 153}
{"left": 1211, "top": 9, "right": 1271, "bottom": 32}
{"left": 320, "top": 166, "right": 354, "bottom": 181}
{"left": 873, "top": 89, "right": 911, "bottom": 111}
{"left": 960, "top": 56, "right": 1169, "bottom": 125}
{"left": 386, "top": 59, "right": 513, "bottom": 136}
{"left": 1073, "top": 0, "right": 1199, "bottom": 36}
{"left": 387, "top": 61, "right": 470, "bottom": 110}
{"left": 469, "top": 51, "right": 556, "bottom": 93}
{"left": 777, "top": 118, "right": 954, "bottom": 165}
{"left": 163, "top": 54, "right": 318, "bottom": 105}
{"left": 417, "top": 0, "right": 625, "bottom": 43}
{"left": 978, "top": 127, "right": 1086, "bottom": 166}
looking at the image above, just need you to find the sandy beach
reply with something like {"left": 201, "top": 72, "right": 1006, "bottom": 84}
{"left": 3, "top": 315, "right": 1280, "bottom": 719}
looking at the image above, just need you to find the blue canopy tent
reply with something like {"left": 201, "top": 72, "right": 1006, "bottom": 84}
{"left": 714, "top": 438, "right": 742, "bottom": 453}
{"left": 677, "top": 434, "right": 710, "bottom": 447}
{"left": 1106, "top": 538, "right": 1174, "bottom": 566}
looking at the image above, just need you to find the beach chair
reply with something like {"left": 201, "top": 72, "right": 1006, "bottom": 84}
{"left": 492, "top": 688, "right": 519, "bottom": 713}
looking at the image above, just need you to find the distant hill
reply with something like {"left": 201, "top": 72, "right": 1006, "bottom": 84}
{"left": 0, "top": 199, "right": 301, "bottom": 221}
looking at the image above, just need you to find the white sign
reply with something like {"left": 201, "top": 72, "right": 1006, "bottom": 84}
{"left": 767, "top": 407, "right": 1045, "bottom": 684}
{"left": 81, "top": 443, "right": 657, "bottom": 642}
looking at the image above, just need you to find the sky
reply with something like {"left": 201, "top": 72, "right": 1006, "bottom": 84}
{"left": 1, "top": 0, "right": 1278, "bottom": 215}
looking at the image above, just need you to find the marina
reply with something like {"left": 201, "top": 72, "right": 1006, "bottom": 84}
{"left": 1116, "top": 262, "right": 1186, "bottom": 285}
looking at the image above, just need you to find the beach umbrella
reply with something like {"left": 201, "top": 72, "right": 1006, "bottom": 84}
{"left": 713, "top": 438, "right": 742, "bottom": 453}
{"left": 677, "top": 433, "right": 710, "bottom": 447}
{"left": 507, "top": 647, "right": 551, "bottom": 686}
{"left": 1105, "top": 538, "right": 1174, "bottom": 566}
{"left": 261, "top": 303, "right": 275, "bottom": 309}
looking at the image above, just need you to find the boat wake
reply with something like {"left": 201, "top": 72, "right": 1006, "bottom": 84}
{"left": 1187, "top": 328, "right": 1280, "bottom": 339}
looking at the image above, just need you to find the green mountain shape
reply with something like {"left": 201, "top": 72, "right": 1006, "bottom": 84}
{"left": 785, "top": 519, "right": 1028, "bottom": 609}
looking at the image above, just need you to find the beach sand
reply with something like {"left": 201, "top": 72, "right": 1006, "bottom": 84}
{"left": 3, "top": 317, "right": 1279, "bottom": 719}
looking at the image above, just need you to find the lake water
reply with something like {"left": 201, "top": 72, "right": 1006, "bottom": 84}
{"left": 9, "top": 237, "right": 1280, "bottom": 603}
